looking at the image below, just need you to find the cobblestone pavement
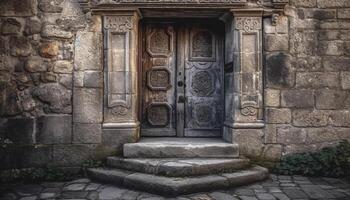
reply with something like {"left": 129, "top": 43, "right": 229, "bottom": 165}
{"left": 1, "top": 175, "right": 350, "bottom": 200}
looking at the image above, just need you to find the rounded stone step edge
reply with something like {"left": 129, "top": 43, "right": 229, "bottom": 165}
{"left": 106, "top": 157, "right": 251, "bottom": 177}
{"left": 87, "top": 166, "right": 269, "bottom": 196}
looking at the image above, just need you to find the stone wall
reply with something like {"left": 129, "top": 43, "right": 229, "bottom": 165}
{"left": 0, "top": 0, "right": 104, "bottom": 170}
{"left": 254, "top": 0, "right": 350, "bottom": 161}
{"left": 0, "top": 0, "right": 349, "bottom": 169}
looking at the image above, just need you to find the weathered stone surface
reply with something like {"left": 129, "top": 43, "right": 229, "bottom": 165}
{"left": 59, "top": 74, "right": 73, "bottom": 88}
{"left": 266, "top": 108, "right": 291, "bottom": 124}
{"left": 318, "top": 30, "right": 339, "bottom": 40}
{"left": 261, "top": 144, "right": 282, "bottom": 161}
{"left": 0, "top": 0, "right": 36, "bottom": 17}
{"left": 124, "top": 138, "right": 239, "bottom": 158}
{"left": 32, "top": 83, "right": 72, "bottom": 113}
{"left": 41, "top": 25, "right": 73, "bottom": 39}
{"left": 290, "top": 31, "right": 318, "bottom": 56}
{"left": 292, "top": 110, "right": 329, "bottom": 127}
{"left": 1, "top": 18, "right": 22, "bottom": 35}
{"left": 329, "top": 110, "right": 350, "bottom": 127}
{"left": 317, "top": 0, "right": 350, "bottom": 8}
{"left": 323, "top": 57, "right": 350, "bottom": 71}
{"left": 53, "top": 144, "right": 96, "bottom": 166}
{"left": 296, "top": 72, "right": 339, "bottom": 88}
{"left": 41, "top": 72, "right": 57, "bottom": 83}
{"left": 73, "top": 88, "right": 103, "bottom": 123}
{"left": 291, "top": 0, "right": 316, "bottom": 7}
{"left": 24, "top": 18, "right": 42, "bottom": 35}
{"left": 295, "top": 57, "right": 322, "bottom": 72}
{"left": 0, "top": 118, "right": 34, "bottom": 144}
{"left": 318, "top": 41, "right": 343, "bottom": 56}
{"left": 265, "top": 89, "right": 280, "bottom": 107}
{"left": 53, "top": 60, "right": 73, "bottom": 74}
{"left": 232, "top": 129, "right": 264, "bottom": 157}
{"left": 315, "top": 89, "right": 349, "bottom": 109}
{"left": 281, "top": 90, "right": 314, "bottom": 108}
{"left": 74, "top": 32, "right": 102, "bottom": 71}
{"left": 264, "top": 34, "right": 289, "bottom": 51}
{"left": 266, "top": 53, "right": 294, "bottom": 88}
{"left": 341, "top": 72, "right": 350, "bottom": 90}
{"left": 338, "top": 9, "right": 350, "bottom": 19}
{"left": 38, "top": 0, "right": 65, "bottom": 13}
{"left": 0, "top": 84, "right": 22, "bottom": 116}
{"left": 10, "top": 36, "right": 31, "bottom": 57}
{"left": 83, "top": 71, "right": 103, "bottom": 88}
{"left": 36, "top": 115, "right": 72, "bottom": 144}
{"left": 25, "top": 57, "right": 47, "bottom": 72}
{"left": 73, "top": 123, "right": 102, "bottom": 144}
{"left": 39, "top": 41, "right": 59, "bottom": 58}
{"left": 264, "top": 124, "right": 277, "bottom": 144}
{"left": 277, "top": 126, "right": 307, "bottom": 145}
{"left": 306, "top": 128, "right": 338, "bottom": 144}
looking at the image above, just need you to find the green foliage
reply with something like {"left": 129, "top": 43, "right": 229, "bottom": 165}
{"left": 80, "top": 159, "right": 104, "bottom": 176}
{"left": 274, "top": 140, "right": 350, "bottom": 177}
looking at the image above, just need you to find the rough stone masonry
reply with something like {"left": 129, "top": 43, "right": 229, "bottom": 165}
{"left": 0, "top": 0, "right": 350, "bottom": 169}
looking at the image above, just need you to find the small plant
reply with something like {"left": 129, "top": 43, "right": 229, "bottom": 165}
{"left": 274, "top": 140, "right": 350, "bottom": 178}
{"left": 81, "top": 159, "right": 104, "bottom": 176}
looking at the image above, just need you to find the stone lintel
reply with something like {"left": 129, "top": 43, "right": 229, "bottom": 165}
{"left": 102, "top": 122, "right": 140, "bottom": 129}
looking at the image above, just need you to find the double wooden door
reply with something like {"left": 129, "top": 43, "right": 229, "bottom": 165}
{"left": 141, "top": 21, "right": 224, "bottom": 137}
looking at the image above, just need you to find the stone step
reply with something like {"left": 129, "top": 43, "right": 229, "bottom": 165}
{"left": 123, "top": 138, "right": 239, "bottom": 158}
{"left": 106, "top": 157, "right": 250, "bottom": 177}
{"left": 87, "top": 166, "right": 268, "bottom": 196}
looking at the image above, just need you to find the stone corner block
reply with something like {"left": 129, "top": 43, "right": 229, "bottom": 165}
{"left": 73, "top": 123, "right": 102, "bottom": 144}
{"left": 266, "top": 108, "right": 291, "bottom": 124}
{"left": 73, "top": 88, "right": 103, "bottom": 123}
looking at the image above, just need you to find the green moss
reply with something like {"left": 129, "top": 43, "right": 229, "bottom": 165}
{"left": 273, "top": 140, "right": 350, "bottom": 178}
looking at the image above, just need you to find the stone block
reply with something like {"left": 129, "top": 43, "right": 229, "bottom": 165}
{"left": 0, "top": 118, "right": 35, "bottom": 144}
{"left": 74, "top": 32, "right": 102, "bottom": 71}
{"left": 0, "top": 84, "right": 22, "bottom": 116}
{"left": 53, "top": 60, "right": 73, "bottom": 74}
{"left": 102, "top": 128, "right": 139, "bottom": 152}
{"left": 334, "top": 128, "right": 350, "bottom": 140}
{"left": 265, "top": 89, "right": 280, "bottom": 107}
{"left": 264, "top": 124, "right": 277, "bottom": 144}
{"left": 36, "top": 115, "right": 72, "bottom": 144}
{"left": 38, "top": 0, "right": 65, "bottom": 13}
{"left": 329, "top": 110, "right": 350, "bottom": 127}
{"left": 53, "top": 144, "right": 97, "bottom": 166}
{"left": 340, "top": 30, "right": 350, "bottom": 40}
{"left": 73, "top": 123, "right": 102, "bottom": 144}
{"left": 266, "top": 108, "right": 291, "bottom": 124}
{"left": 291, "top": 0, "right": 316, "bottom": 7}
{"left": 323, "top": 57, "right": 350, "bottom": 72}
{"left": 295, "top": 57, "right": 322, "bottom": 72}
{"left": 59, "top": 74, "right": 73, "bottom": 89}
{"left": 320, "top": 21, "right": 350, "bottom": 29}
{"left": 292, "top": 110, "right": 329, "bottom": 127}
{"left": 305, "top": 128, "right": 338, "bottom": 144}
{"left": 73, "top": 88, "right": 103, "bottom": 123}
{"left": 266, "top": 52, "right": 294, "bottom": 88}
{"left": 309, "top": 9, "right": 336, "bottom": 20}
{"left": 318, "top": 31, "right": 339, "bottom": 40}
{"left": 1, "top": 18, "right": 22, "bottom": 35}
{"left": 74, "top": 71, "right": 84, "bottom": 87}
{"left": 277, "top": 125, "right": 307, "bottom": 144}
{"left": 290, "top": 31, "right": 318, "bottom": 56}
{"left": 10, "top": 36, "right": 31, "bottom": 57}
{"left": 263, "top": 18, "right": 275, "bottom": 34}
{"left": 281, "top": 90, "right": 314, "bottom": 108}
{"left": 25, "top": 57, "right": 47, "bottom": 72}
{"left": 0, "top": 0, "right": 36, "bottom": 17}
{"left": 264, "top": 34, "right": 289, "bottom": 51}
{"left": 296, "top": 72, "right": 339, "bottom": 88}
{"left": 33, "top": 83, "right": 72, "bottom": 114}
{"left": 341, "top": 72, "right": 350, "bottom": 90}
{"left": 41, "top": 25, "right": 73, "bottom": 39}
{"left": 276, "top": 16, "right": 288, "bottom": 34}
{"left": 39, "top": 41, "right": 59, "bottom": 58}
{"left": 0, "top": 145, "right": 53, "bottom": 169}
{"left": 318, "top": 41, "right": 343, "bottom": 56}
{"left": 83, "top": 71, "right": 103, "bottom": 88}
{"left": 232, "top": 129, "right": 264, "bottom": 158}
{"left": 261, "top": 144, "right": 282, "bottom": 161}
{"left": 344, "top": 41, "right": 350, "bottom": 56}
{"left": 24, "top": 18, "right": 42, "bottom": 35}
{"left": 339, "top": 9, "right": 350, "bottom": 19}
{"left": 41, "top": 72, "right": 57, "bottom": 83}
{"left": 317, "top": 0, "right": 350, "bottom": 8}
{"left": 315, "top": 89, "right": 349, "bottom": 109}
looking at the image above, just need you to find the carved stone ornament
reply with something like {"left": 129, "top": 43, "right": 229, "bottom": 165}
{"left": 111, "top": 105, "right": 129, "bottom": 116}
{"left": 235, "top": 17, "right": 262, "bottom": 32}
{"left": 93, "top": 0, "right": 247, "bottom": 5}
{"left": 240, "top": 101, "right": 258, "bottom": 116}
{"left": 104, "top": 16, "right": 133, "bottom": 31}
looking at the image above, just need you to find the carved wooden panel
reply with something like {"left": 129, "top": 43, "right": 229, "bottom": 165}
{"left": 141, "top": 23, "right": 176, "bottom": 136}
{"left": 189, "top": 29, "right": 216, "bottom": 61}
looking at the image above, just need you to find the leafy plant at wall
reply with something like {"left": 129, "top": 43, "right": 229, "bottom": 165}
{"left": 274, "top": 140, "right": 350, "bottom": 178}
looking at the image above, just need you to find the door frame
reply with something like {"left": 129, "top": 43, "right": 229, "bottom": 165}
{"left": 138, "top": 19, "right": 226, "bottom": 137}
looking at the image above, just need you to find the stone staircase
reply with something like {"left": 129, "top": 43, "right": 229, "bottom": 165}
{"left": 87, "top": 138, "right": 269, "bottom": 196}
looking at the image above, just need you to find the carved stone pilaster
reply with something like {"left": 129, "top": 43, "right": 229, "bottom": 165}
{"left": 103, "top": 12, "right": 140, "bottom": 129}
{"left": 224, "top": 10, "right": 264, "bottom": 130}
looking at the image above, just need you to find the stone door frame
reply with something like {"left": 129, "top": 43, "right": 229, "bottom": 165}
{"left": 74, "top": 0, "right": 289, "bottom": 146}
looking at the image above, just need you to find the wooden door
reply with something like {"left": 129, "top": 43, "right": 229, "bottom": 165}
{"left": 141, "top": 21, "right": 224, "bottom": 137}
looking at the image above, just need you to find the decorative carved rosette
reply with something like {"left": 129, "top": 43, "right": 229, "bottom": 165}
{"left": 104, "top": 16, "right": 133, "bottom": 31}
{"left": 235, "top": 17, "right": 262, "bottom": 32}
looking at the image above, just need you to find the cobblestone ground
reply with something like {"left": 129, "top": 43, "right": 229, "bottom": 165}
{"left": 1, "top": 175, "right": 350, "bottom": 200}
